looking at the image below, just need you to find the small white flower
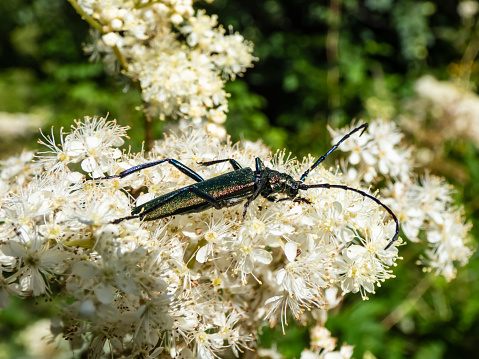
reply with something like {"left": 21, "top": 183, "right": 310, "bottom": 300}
{"left": 102, "top": 32, "right": 119, "bottom": 47}
{"left": 2, "top": 228, "right": 69, "bottom": 296}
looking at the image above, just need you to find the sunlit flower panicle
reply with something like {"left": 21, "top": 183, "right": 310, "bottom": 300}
{"left": 421, "top": 207, "right": 473, "bottom": 280}
{"left": 299, "top": 324, "right": 354, "bottom": 359}
{"left": 0, "top": 150, "right": 41, "bottom": 186}
{"left": 1, "top": 227, "right": 70, "bottom": 296}
{"left": 2, "top": 116, "right": 466, "bottom": 357}
{"left": 329, "top": 119, "right": 413, "bottom": 183}
{"left": 330, "top": 119, "right": 473, "bottom": 281}
{"left": 382, "top": 171, "right": 473, "bottom": 280}
{"left": 36, "top": 115, "right": 129, "bottom": 178}
{"left": 72, "top": 1, "right": 257, "bottom": 135}
{"left": 413, "top": 75, "right": 479, "bottom": 145}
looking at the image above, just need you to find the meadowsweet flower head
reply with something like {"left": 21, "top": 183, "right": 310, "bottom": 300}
{"left": 334, "top": 119, "right": 473, "bottom": 281}
{"left": 0, "top": 117, "right": 471, "bottom": 356}
{"left": 298, "top": 324, "right": 354, "bottom": 359}
{"left": 72, "top": 0, "right": 257, "bottom": 135}
{"left": 329, "top": 119, "right": 413, "bottom": 183}
{"left": 409, "top": 75, "right": 479, "bottom": 147}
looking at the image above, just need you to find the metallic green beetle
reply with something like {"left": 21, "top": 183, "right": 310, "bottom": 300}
{"left": 90, "top": 124, "right": 399, "bottom": 249}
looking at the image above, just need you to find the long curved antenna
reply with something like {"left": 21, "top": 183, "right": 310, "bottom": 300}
{"left": 300, "top": 123, "right": 368, "bottom": 182}
{"left": 298, "top": 183, "right": 399, "bottom": 249}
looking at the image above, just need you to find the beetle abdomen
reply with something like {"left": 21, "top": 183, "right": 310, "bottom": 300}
{"left": 133, "top": 167, "right": 255, "bottom": 221}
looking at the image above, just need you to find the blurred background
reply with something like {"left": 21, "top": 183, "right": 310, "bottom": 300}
{"left": 1, "top": 0, "right": 478, "bottom": 358}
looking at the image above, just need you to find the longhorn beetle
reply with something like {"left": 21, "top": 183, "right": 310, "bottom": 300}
{"left": 89, "top": 124, "right": 399, "bottom": 250}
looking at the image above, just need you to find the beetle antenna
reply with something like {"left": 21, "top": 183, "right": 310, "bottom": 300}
{"left": 298, "top": 183, "right": 399, "bottom": 249}
{"left": 299, "top": 123, "right": 368, "bottom": 182}
{"left": 85, "top": 174, "right": 120, "bottom": 182}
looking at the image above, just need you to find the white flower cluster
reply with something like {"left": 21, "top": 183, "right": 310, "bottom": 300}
{"left": 413, "top": 75, "right": 479, "bottom": 145}
{"left": 301, "top": 324, "right": 354, "bottom": 359}
{"left": 329, "top": 119, "right": 412, "bottom": 184}
{"left": 329, "top": 120, "right": 473, "bottom": 281}
{"left": 258, "top": 321, "right": 354, "bottom": 359}
{"left": 385, "top": 175, "right": 472, "bottom": 280}
{"left": 1, "top": 116, "right": 401, "bottom": 357}
{"left": 0, "top": 112, "right": 45, "bottom": 139}
{"left": 72, "top": 0, "right": 256, "bottom": 133}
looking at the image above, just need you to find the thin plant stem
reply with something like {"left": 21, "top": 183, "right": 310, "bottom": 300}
{"left": 144, "top": 109, "right": 154, "bottom": 151}
{"left": 67, "top": 0, "right": 128, "bottom": 71}
{"left": 326, "top": 0, "right": 342, "bottom": 127}
{"left": 66, "top": 0, "right": 102, "bottom": 32}
{"left": 460, "top": 18, "right": 479, "bottom": 84}
{"left": 382, "top": 272, "right": 435, "bottom": 330}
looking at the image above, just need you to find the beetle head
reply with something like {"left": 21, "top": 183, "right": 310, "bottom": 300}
{"left": 264, "top": 170, "right": 299, "bottom": 198}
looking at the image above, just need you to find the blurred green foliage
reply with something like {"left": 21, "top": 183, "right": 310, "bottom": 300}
{"left": 0, "top": 0, "right": 144, "bottom": 157}
{"left": 1, "top": 0, "right": 478, "bottom": 358}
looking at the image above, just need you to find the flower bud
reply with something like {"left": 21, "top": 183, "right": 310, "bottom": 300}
{"left": 102, "top": 32, "right": 119, "bottom": 47}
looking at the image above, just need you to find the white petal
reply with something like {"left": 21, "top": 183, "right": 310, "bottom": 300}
{"left": 253, "top": 249, "right": 272, "bottom": 264}
{"left": 81, "top": 156, "right": 97, "bottom": 172}
{"left": 332, "top": 201, "right": 342, "bottom": 214}
{"left": 276, "top": 269, "right": 286, "bottom": 285}
{"left": 30, "top": 269, "right": 47, "bottom": 296}
{"left": 64, "top": 140, "right": 84, "bottom": 158}
{"left": 67, "top": 171, "right": 84, "bottom": 183}
{"left": 79, "top": 300, "right": 96, "bottom": 317}
{"left": 265, "top": 295, "right": 283, "bottom": 305}
{"left": 111, "top": 148, "right": 122, "bottom": 159}
{"left": 362, "top": 281, "right": 375, "bottom": 293}
{"left": 427, "top": 230, "right": 442, "bottom": 243}
{"left": 85, "top": 136, "right": 100, "bottom": 149}
{"left": 429, "top": 210, "right": 445, "bottom": 225}
{"left": 377, "top": 159, "right": 387, "bottom": 174}
{"left": 72, "top": 261, "right": 97, "bottom": 279}
{"left": 136, "top": 193, "right": 154, "bottom": 206}
{"left": 362, "top": 150, "right": 377, "bottom": 165}
{"left": 243, "top": 256, "right": 254, "bottom": 274}
{"left": 115, "top": 273, "right": 140, "bottom": 295}
{"left": 346, "top": 245, "right": 366, "bottom": 259}
{"left": 341, "top": 278, "right": 355, "bottom": 293}
{"left": 284, "top": 242, "right": 298, "bottom": 262}
{"left": 111, "top": 137, "right": 125, "bottom": 147}
{"left": 178, "top": 348, "right": 193, "bottom": 359}
{"left": 349, "top": 151, "right": 360, "bottom": 165}
{"left": 196, "top": 245, "right": 209, "bottom": 263}
{"left": 1, "top": 241, "right": 25, "bottom": 257}
{"left": 94, "top": 283, "right": 116, "bottom": 304}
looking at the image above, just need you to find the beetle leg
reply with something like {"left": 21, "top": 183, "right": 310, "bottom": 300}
{"left": 189, "top": 186, "right": 222, "bottom": 209}
{"left": 198, "top": 158, "right": 242, "bottom": 170}
{"left": 89, "top": 159, "right": 205, "bottom": 182}
{"left": 242, "top": 175, "right": 268, "bottom": 218}
{"left": 276, "top": 196, "right": 312, "bottom": 204}
{"left": 111, "top": 214, "right": 141, "bottom": 224}
{"left": 255, "top": 158, "right": 266, "bottom": 171}
{"left": 133, "top": 185, "right": 223, "bottom": 220}
{"left": 133, "top": 186, "right": 193, "bottom": 219}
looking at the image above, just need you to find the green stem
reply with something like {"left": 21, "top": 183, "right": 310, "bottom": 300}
{"left": 381, "top": 272, "right": 434, "bottom": 330}
{"left": 67, "top": 0, "right": 129, "bottom": 72}
{"left": 326, "top": 0, "right": 342, "bottom": 127}
{"left": 66, "top": 0, "right": 102, "bottom": 32}
{"left": 134, "top": 0, "right": 159, "bottom": 10}
{"left": 144, "top": 109, "right": 154, "bottom": 152}
{"left": 460, "top": 18, "right": 479, "bottom": 84}
{"left": 113, "top": 45, "right": 129, "bottom": 72}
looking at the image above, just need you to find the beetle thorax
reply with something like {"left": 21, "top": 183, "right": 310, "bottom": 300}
{"left": 264, "top": 169, "right": 299, "bottom": 197}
